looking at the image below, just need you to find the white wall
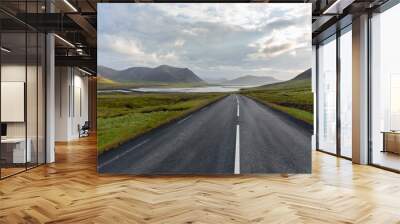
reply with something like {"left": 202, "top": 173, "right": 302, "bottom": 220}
{"left": 73, "top": 73, "right": 89, "bottom": 137}
{"left": 55, "top": 66, "right": 70, "bottom": 141}
{"left": 55, "top": 67, "right": 89, "bottom": 141}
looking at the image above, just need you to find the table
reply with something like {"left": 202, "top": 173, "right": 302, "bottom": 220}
{"left": 382, "top": 131, "right": 400, "bottom": 154}
{"left": 1, "top": 138, "right": 31, "bottom": 164}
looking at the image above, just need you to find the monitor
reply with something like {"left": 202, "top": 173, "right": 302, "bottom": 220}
{"left": 1, "top": 123, "right": 7, "bottom": 137}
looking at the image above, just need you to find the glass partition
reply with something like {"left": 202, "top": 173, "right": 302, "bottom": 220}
{"left": 317, "top": 35, "right": 337, "bottom": 154}
{"left": 1, "top": 31, "right": 28, "bottom": 177}
{"left": 0, "top": 3, "right": 46, "bottom": 179}
{"left": 370, "top": 3, "right": 400, "bottom": 171}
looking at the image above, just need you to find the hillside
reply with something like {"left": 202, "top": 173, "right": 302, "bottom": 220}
{"left": 224, "top": 75, "right": 280, "bottom": 86}
{"left": 98, "top": 75, "right": 117, "bottom": 85}
{"left": 97, "top": 66, "right": 120, "bottom": 79}
{"left": 98, "top": 65, "right": 204, "bottom": 84}
{"left": 248, "top": 68, "right": 311, "bottom": 90}
{"left": 240, "top": 69, "right": 313, "bottom": 125}
{"left": 291, "top": 69, "right": 311, "bottom": 81}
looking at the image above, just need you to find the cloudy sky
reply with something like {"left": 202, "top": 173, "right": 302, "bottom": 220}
{"left": 98, "top": 3, "right": 311, "bottom": 81}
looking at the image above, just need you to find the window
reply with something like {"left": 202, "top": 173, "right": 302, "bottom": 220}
{"left": 370, "top": 3, "right": 400, "bottom": 171}
{"left": 318, "top": 35, "right": 337, "bottom": 154}
{"left": 339, "top": 27, "right": 352, "bottom": 158}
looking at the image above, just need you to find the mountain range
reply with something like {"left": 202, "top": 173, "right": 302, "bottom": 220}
{"left": 98, "top": 65, "right": 204, "bottom": 83}
{"left": 223, "top": 75, "right": 280, "bottom": 86}
{"left": 251, "top": 68, "right": 311, "bottom": 90}
{"left": 97, "top": 64, "right": 306, "bottom": 87}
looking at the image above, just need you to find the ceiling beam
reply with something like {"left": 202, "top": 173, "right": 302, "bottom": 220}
{"left": 323, "top": 0, "right": 356, "bottom": 14}
{"left": 67, "top": 13, "right": 97, "bottom": 40}
{"left": 55, "top": 55, "right": 96, "bottom": 71}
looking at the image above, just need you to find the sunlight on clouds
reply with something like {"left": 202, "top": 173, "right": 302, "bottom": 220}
{"left": 150, "top": 3, "right": 310, "bottom": 31}
{"left": 98, "top": 3, "right": 312, "bottom": 80}
{"left": 100, "top": 34, "right": 180, "bottom": 67}
{"left": 105, "top": 35, "right": 144, "bottom": 56}
{"left": 174, "top": 39, "right": 185, "bottom": 47}
{"left": 248, "top": 24, "right": 310, "bottom": 60}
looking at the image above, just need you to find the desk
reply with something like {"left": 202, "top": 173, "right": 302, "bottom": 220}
{"left": 382, "top": 131, "right": 400, "bottom": 154}
{"left": 1, "top": 138, "right": 31, "bottom": 163}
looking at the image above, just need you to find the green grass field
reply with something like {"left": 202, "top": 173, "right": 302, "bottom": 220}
{"left": 97, "top": 92, "right": 225, "bottom": 153}
{"left": 240, "top": 79, "right": 313, "bottom": 125}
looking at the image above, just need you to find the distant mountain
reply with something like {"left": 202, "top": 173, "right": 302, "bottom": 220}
{"left": 223, "top": 75, "right": 280, "bottom": 86}
{"left": 97, "top": 66, "right": 120, "bottom": 79}
{"left": 97, "top": 65, "right": 204, "bottom": 83}
{"left": 248, "top": 68, "right": 311, "bottom": 90}
{"left": 203, "top": 77, "right": 229, "bottom": 84}
{"left": 291, "top": 68, "right": 311, "bottom": 81}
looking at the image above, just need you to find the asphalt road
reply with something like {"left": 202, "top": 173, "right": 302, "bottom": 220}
{"left": 98, "top": 94, "right": 311, "bottom": 174}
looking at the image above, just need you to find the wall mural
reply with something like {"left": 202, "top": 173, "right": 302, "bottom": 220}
{"left": 97, "top": 3, "right": 313, "bottom": 174}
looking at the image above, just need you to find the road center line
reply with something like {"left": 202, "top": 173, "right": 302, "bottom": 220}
{"left": 178, "top": 114, "right": 192, "bottom": 124}
{"left": 236, "top": 96, "right": 240, "bottom": 117}
{"left": 234, "top": 125, "right": 240, "bottom": 174}
{"left": 99, "top": 139, "right": 149, "bottom": 169}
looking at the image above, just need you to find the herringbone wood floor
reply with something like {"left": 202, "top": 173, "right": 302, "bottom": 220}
{"left": 1, "top": 136, "right": 400, "bottom": 224}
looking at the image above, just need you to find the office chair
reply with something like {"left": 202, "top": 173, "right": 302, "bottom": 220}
{"left": 79, "top": 121, "right": 90, "bottom": 138}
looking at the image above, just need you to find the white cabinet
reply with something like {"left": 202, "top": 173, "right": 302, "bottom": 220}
{"left": 1, "top": 82, "right": 25, "bottom": 122}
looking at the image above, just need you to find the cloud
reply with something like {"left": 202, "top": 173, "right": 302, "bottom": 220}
{"left": 174, "top": 39, "right": 185, "bottom": 47}
{"left": 248, "top": 37, "right": 299, "bottom": 59}
{"left": 98, "top": 34, "right": 180, "bottom": 68}
{"left": 97, "top": 3, "right": 311, "bottom": 80}
{"left": 263, "top": 42, "right": 296, "bottom": 57}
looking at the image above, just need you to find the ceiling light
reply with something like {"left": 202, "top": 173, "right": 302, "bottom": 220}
{"left": 54, "top": 34, "right": 75, "bottom": 48}
{"left": 76, "top": 48, "right": 85, "bottom": 55}
{"left": 323, "top": 0, "right": 341, "bottom": 14}
{"left": 1, "top": 47, "right": 11, "bottom": 53}
{"left": 63, "top": 0, "right": 78, "bottom": 12}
